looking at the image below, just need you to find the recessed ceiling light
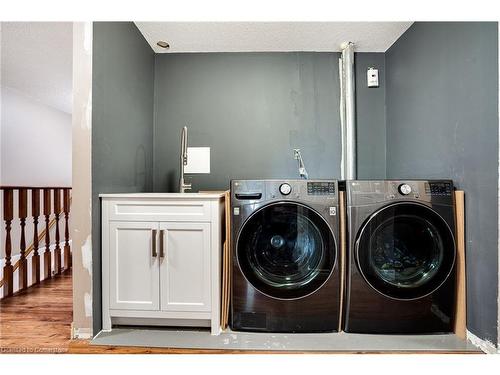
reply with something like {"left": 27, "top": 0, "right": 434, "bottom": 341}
{"left": 157, "top": 41, "right": 170, "bottom": 49}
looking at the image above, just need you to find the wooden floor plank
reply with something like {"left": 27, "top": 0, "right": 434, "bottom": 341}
{"left": 0, "top": 271, "right": 482, "bottom": 355}
{"left": 67, "top": 340, "right": 480, "bottom": 354}
{"left": 0, "top": 271, "right": 72, "bottom": 353}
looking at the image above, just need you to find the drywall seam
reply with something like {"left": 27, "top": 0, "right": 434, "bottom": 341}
{"left": 84, "top": 292, "right": 92, "bottom": 317}
{"left": 81, "top": 234, "right": 92, "bottom": 275}
{"left": 467, "top": 330, "right": 497, "bottom": 353}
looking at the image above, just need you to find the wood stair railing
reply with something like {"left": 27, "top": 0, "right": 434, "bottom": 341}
{"left": 0, "top": 215, "right": 57, "bottom": 288}
{"left": 0, "top": 186, "right": 72, "bottom": 297}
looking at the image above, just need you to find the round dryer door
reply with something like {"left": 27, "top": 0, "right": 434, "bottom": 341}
{"left": 355, "top": 202, "right": 456, "bottom": 300}
{"left": 237, "top": 202, "right": 336, "bottom": 300}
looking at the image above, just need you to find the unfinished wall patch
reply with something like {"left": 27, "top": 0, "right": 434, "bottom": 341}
{"left": 467, "top": 330, "right": 497, "bottom": 353}
{"left": 84, "top": 292, "right": 92, "bottom": 318}
{"left": 81, "top": 234, "right": 92, "bottom": 275}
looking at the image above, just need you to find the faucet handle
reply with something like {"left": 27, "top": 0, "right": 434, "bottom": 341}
{"left": 184, "top": 177, "right": 192, "bottom": 190}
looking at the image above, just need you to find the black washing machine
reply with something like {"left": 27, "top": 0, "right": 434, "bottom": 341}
{"left": 230, "top": 179, "right": 341, "bottom": 332}
{"left": 344, "top": 180, "right": 457, "bottom": 334}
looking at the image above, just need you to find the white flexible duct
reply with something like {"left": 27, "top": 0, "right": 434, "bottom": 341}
{"left": 339, "top": 42, "right": 356, "bottom": 180}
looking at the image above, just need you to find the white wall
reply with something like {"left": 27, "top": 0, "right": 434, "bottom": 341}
{"left": 1, "top": 23, "right": 3, "bottom": 254}
{"left": 1, "top": 86, "right": 71, "bottom": 186}
{"left": 1, "top": 22, "right": 73, "bottom": 261}
{"left": 0, "top": 87, "right": 72, "bottom": 259}
{"left": 71, "top": 22, "right": 93, "bottom": 338}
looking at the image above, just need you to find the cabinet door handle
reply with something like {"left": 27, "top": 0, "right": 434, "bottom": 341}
{"left": 159, "top": 230, "right": 165, "bottom": 259}
{"left": 152, "top": 229, "right": 157, "bottom": 257}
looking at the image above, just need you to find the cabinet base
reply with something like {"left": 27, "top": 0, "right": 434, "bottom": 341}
{"left": 112, "top": 317, "right": 211, "bottom": 328}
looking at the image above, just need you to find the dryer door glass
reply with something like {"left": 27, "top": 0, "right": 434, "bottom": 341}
{"left": 356, "top": 202, "right": 455, "bottom": 300}
{"left": 237, "top": 202, "right": 336, "bottom": 299}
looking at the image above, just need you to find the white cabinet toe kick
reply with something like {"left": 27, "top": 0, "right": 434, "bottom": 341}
{"left": 100, "top": 193, "right": 225, "bottom": 335}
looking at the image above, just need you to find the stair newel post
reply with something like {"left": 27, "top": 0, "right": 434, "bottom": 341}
{"left": 2, "top": 189, "right": 14, "bottom": 297}
{"left": 18, "top": 188, "right": 28, "bottom": 290}
{"left": 43, "top": 188, "right": 52, "bottom": 279}
{"left": 32, "top": 188, "right": 41, "bottom": 284}
{"left": 63, "top": 188, "right": 71, "bottom": 270}
{"left": 54, "top": 188, "right": 62, "bottom": 275}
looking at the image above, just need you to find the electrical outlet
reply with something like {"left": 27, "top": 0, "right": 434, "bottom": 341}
{"left": 367, "top": 67, "right": 379, "bottom": 88}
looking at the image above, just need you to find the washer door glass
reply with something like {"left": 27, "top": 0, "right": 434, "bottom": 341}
{"left": 356, "top": 203, "right": 455, "bottom": 300}
{"left": 237, "top": 202, "right": 336, "bottom": 299}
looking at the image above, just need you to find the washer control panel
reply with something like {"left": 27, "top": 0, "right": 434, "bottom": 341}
{"left": 307, "top": 181, "right": 336, "bottom": 195}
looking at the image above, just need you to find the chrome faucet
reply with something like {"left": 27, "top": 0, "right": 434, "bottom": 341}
{"left": 293, "top": 149, "right": 309, "bottom": 179}
{"left": 179, "top": 126, "right": 192, "bottom": 193}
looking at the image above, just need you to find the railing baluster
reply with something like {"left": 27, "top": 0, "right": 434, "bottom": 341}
{"left": 18, "top": 188, "right": 28, "bottom": 290}
{"left": 54, "top": 188, "right": 62, "bottom": 275}
{"left": 43, "top": 188, "right": 52, "bottom": 279}
{"left": 63, "top": 188, "right": 71, "bottom": 270}
{"left": 32, "top": 188, "right": 41, "bottom": 284}
{"left": 3, "top": 189, "right": 14, "bottom": 297}
{"left": 0, "top": 186, "right": 71, "bottom": 297}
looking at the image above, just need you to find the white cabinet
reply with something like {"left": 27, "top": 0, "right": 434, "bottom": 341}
{"left": 109, "top": 221, "right": 159, "bottom": 311}
{"left": 101, "top": 193, "right": 224, "bottom": 335}
{"left": 160, "top": 222, "right": 211, "bottom": 312}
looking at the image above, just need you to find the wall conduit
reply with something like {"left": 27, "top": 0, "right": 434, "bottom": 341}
{"left": 339, "top": 42, "right": 356, "bottom": 180}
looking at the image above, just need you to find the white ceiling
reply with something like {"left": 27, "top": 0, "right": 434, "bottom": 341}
{"left": 135, "top": 22, "right": 413, "bottom": 53}
{"left": 0, "top": 22, "right": 412, "bottom": 115}
{"left": 1, "top": 22, "right": 73, "bottom": 114}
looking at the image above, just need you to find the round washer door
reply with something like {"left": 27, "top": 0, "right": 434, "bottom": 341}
{"left": 237, "top": 202, "right": 336, "bottom": 300}
{"left": 355, "top": 202, "right": 455, "bottom": 300}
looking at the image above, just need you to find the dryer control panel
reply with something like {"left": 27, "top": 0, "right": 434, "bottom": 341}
{"left": 231, "top": 179, "right": 339, "bottom": 217}
{"left": 307, "top": 181, "right": 336, "bottom": 195}
{"left": 426, "top": 181, "right": 453, "bottom": 196}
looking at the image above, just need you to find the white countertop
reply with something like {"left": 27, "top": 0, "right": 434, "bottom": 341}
{"left": 99, "top": 191, "right": 226, "bottom": 199}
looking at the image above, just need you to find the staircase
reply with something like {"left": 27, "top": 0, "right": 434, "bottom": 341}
{"left": 0, "top": 186, "right": 72, "bottom": 298}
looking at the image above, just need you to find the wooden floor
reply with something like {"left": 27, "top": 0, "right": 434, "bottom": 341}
{"left": 0, "top": 272, "right": 482, "bottom": 354}
{"left": 0, "top": 272, "right": 313, "bottom": 354}
{"left": 0, "top": 272, "right": 302, "bottom": 354}
{"left": 68, "top": 340, "right": 329, "bottom": 354}
{"left": 0, "top": 271, "right": 73, "bottom": 353}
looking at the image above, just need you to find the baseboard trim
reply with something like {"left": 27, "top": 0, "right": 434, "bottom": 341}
{"left": 71, "top": 323, "right": 92, "bottom": 340}
{"left": 466, "top": 330, "right": 498, "bottom": 353}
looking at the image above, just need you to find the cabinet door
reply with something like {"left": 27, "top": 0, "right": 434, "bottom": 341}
{"left": 159, "top": 222, "right": 211, "bottom": 312}
{"left": 109, "top": 221, "right": 160, "bottom": 311}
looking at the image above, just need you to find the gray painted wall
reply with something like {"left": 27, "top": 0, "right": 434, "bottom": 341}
{"left": 152, "top": 52, "right": 387, "bottom": 192}
{"left": 91, "top": 22, "right": 155, "bottom": 333}
{"left": 356, "top": 53, "right": 386, "bottom": 179}
{"left": 385, "top": 22, "right": 499, "bottom": 344}
{"left": 90, "top": 36, "right": 387, "bottom": 333}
